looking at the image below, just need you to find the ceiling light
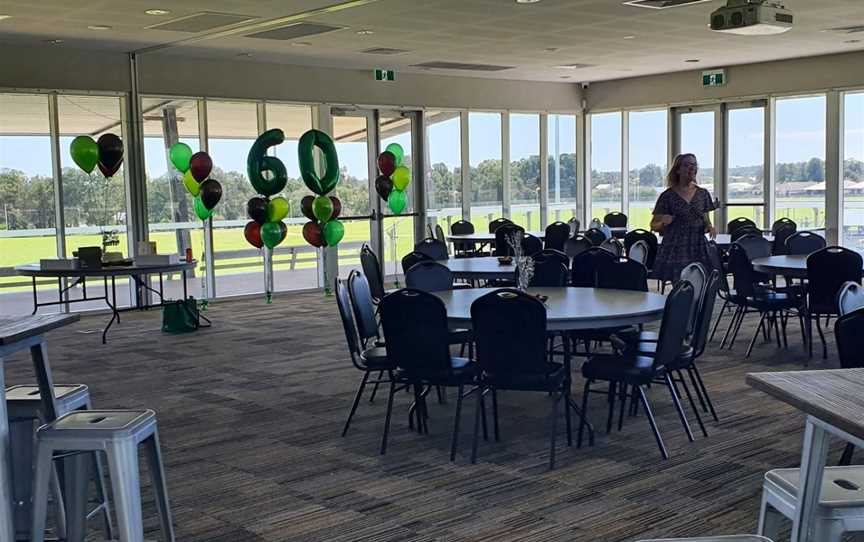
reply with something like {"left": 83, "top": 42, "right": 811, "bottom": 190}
{"left": 291, "top": 41, "right": 311, "bottom": 47}
{"left": 356, "top": 29, "right": 374, "bottom": 35}
{"left": 87, "top": 25, "right": 112, "bottom": 31}
{"left": 684, "top": 58, "right": 700, "bottom": 62}
{"left": 846, "top": 39, "right": 862, "bottom": 44}
{"left": 45, "top": 39, "right": 64, "bottom": 45}
{"left": 516, "top": 0, "right": 542, "bottom": 3}
{"left": 0, "top": 15, "right": 12, "bottom": 21}
{"left": 237, "top": 52, "right": 253, "bottom": 57}
{"left": 622, "top": 35, "right": 636, "bottom": 39}
{"left": 544, "top": 47, "right": 559, "bottom": 52}
{"left": 144, "top": 9, "right": 171, "bottom": 16}
{"left": 560, "top": 75, "right": 571, "bottom": 79}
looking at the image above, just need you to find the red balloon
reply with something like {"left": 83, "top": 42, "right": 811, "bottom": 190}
{"left": 302, "top": 221, "right": 324, "bottom": 248}
{"left": 97, "top": 161, "right": 121, "bottom": 178}
{"left": 329, "top": 196, "right": 342, "bottom": 219}
{"left": 300, "top": 195, "right": 316, "bottom": 221}
{"left": 244, "top": 221, "right": 263, "bottom": 249}
{"left": 377, "top": 151, "right": 396, "bottom": 177}
{"left": 96, "top": 133, "right": 123, "bottom": 178}
{"left": 189, "top": 152, "right": 213, "bottom": 182}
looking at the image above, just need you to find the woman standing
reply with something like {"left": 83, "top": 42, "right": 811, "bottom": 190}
{"left": 650, "top": 153, "right": 717, "bottom": 282}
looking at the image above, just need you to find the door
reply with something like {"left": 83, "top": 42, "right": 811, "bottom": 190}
{"left": 725, "top": 101, "right": 768, "bottom": 229}
{"left": 672, "top": 105, "right": 723, "bottom": 230}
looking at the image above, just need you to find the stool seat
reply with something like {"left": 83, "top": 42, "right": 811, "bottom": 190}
{"left": 39, "top": 410, "right": 157, "bottom": 444}
{"left": 6, "top": 384, "right": 90, "bottom": 418}
{"left": 767, "top": 467, "right": 864, "bottom": 508}
{"left": 637, "top": 537, "right": 772, "bottom": 542}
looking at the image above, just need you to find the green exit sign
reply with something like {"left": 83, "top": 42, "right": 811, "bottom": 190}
{"left": 374, "top": 69, "right": 395, "bottom": 82}
{"left": 702, "top": 69, "right": 726, "bottom": 87}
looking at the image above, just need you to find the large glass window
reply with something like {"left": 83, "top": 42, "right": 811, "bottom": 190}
{"left": 628, "top": 110, "right": 667, "bottom": 230}
{"left": 775, "top": 95, "right": 826, "bottom": 229}
{"left": 381, "top": 115, "right": 414, "bottom": 276}
{"left": 727, "top": 106, "right": 765, "bottom": 227}
{"left": 425, "top": 111, "right": 462, "bottom": 236}
{"left": 332, "top": 114, "right": 372, "bottom": 277}
{"left": 842, "top": 92, "right": 864, "bottom": 247}
{"left": 0, "top": 94, "right": 56, "bottom": 315}
{"left": 469, "top": 112, "right": 503, "bottom": 231}
{"left": 678, "top": 111, "right": 716, "bottom": 195}
{"left": 590, "top": 112, "right": 622, "bottom": 222}
{"left": 547, "top": 114, "right": 577, "bottom": 225}
{"left": 509, "top": 113, "right": 540, "bottom": 230}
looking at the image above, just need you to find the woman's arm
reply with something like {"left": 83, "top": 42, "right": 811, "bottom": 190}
{"left": 651, "top": 214, "right": 673, "bottom": 233}
{"left": 704, "top": 212, "right": 716, "bottom": 239}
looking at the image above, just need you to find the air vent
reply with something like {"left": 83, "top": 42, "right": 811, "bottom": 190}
{"left": 246, "top": 22, "right": 343, "bottom": 40}
{"left": 825, "top": 24, "right": 864, "bottom": 34}
{"left": 555, "top": 63, "right": 595, "bottom": 70}
{"left": 147, "top": 12, "right": 257, "bottom": 33}
{"left": 623, "top": 0, "right": 714, "bottom": 9}
{"left": 362, "top": 47, "right": 411, "bottom": 55}
{"left": 412, "top": 61, "right": 513, "bottom": 72}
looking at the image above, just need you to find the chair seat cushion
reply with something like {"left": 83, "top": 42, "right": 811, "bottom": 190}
{"left": 581, "top": 353, "right": 661, "bottom": 385}
{"left": 483, "top": 362, "right": 567, "bottom": 391}
{"left": 448, "top": 329, "right": 472, "bottom": 344}
{"left": 395, "top": 357, "right": 477, "bottom": 384}
{"left": 766, "top": 466, "right": 864, "bottom": 507}
{"left": 360, "top": 346, "right": 395, "bottom": 369}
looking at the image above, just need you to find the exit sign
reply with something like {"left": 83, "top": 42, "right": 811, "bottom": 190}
{"left": 702, "top": 69, "right": 726, "bottom": 87}
{"left": 374, "top": 69, "right": 395, "bottom": 82}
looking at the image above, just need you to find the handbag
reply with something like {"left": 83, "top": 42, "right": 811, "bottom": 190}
{"left": 161, "top": 297, "right": 200, "bottom": 333}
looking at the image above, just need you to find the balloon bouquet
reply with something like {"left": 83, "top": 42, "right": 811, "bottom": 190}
{"left": 69, "top": 133, "right": 125, "bottom": 254}
{"left": 375, "top": 143, "right": 410, "bottom": 214}
{"left": 168, "top": 143, "right": 223, "bottom": 221}
{"left": 297, "top": 129, "right": 344, "bottom": 250}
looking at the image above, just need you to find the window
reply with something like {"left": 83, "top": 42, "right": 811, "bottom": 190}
{"left": 628, "top": 110, "right": 667, "bottom": 230}
{"left": 425, "top": 110, "right": 462, "bottom": 235}
{"left": 509, "top": 113, "right": 540, "bottom": 230}
{"left": 332, "top": 113, "right": 372, "bottom": 277}
{"left": 380, "top": 115, "right": 414, "bottom": 277}
{"left": 590, "top": 112, "right": 622, "bottom": 222}
{"left": 774, "top": 95, "right": 826, "bottom": 229}
{"left": 547, "top": 114, "right": 577, "bottom": 225}
{"left": 469, "top": 112, "right": 503, "bottom": 231}
{"left": 726, "top": 106, "right": 765, "bottom": 227}
{"left": 842, "top": 92, "right": 864, "bottom": 247}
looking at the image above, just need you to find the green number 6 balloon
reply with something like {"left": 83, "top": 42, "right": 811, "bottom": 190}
{"left": 246, "top": 128, "right": 288, "bottom": 196}
{"left": 298, "top": 129, "right": 340, "bottom": 196}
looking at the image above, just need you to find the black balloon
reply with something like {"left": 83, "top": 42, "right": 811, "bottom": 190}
{"left": 300, "top": 195, "right": 316, "bottom": 221}
{"left": 199, "top": 179, "right": 223, "bottom": 210}
{"left": 247, "top": 196, "right": 269, "bottom": 224}
{"left": 375, "top": 175, "right": 394, "bottom": 201}
{"left": 96, "top": 133, "right": 123, "bottom": 177}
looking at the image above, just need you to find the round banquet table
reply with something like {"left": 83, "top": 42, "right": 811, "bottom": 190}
{"left": 433, "top": 287, "right": 666, "bottom": 331}
{"left": 446, "top": 231, "right": 546, "bottom": 244}
{"left": 752, "top": 254, "right": 864, "bottom": 279}
{"left": 443, "top": 257, "right": 515, "bottom": 281}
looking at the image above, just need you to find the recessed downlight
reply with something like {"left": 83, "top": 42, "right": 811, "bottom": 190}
{"left": 45, "top": 39, "right": 64, "bottom": 45}
{"left": 684, "top": 58, "right": 700, "bottom": 62}
{"left": 145, "top": 8, "right": 171, "bottom": 16}
{"left": 291, "top": 41, "right": 311, "bottom": 47}
{"left": 622, "top": 35, "right": 636, "bottom": 39}
{"left": 87, "top": 25, "right": 112, "bottom": 31}
{"left": 237, "top": 52, "right": 253, "bottom": 57}
{"left": 516, "top": 0, "right": 542, "bottom": 3}
{"left": 0, "top": 15, "right": 12, "bottom": 21}
{"left": 560, "top": 75, "right": 571, "bottom": 79}
{"left": 846, "top": 39, "right": 862, "bottom": 44}
{"left": 356, "top": 29, "right": 374, "bottom": 35}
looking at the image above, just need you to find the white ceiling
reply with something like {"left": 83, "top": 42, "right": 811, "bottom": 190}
{"left": 0, "top": 0, "right": 862, "bottom": 83}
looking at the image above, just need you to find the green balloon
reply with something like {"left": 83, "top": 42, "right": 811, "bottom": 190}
{"left": 182, "top": 170, "right": 200, "bottom": 196}
{"left": 247, "top": 129, "right": 288, "bottom": 196}
{"left": 169, "top": 142, "right": 193, "bottom": 172}
{"left": 261, "top": 221, "right": 287, "bottom": 249}
{"left": 267, "top": 197, "right": 290, "bottom": 222}
{"left": 70, "top": 136, "right": 99, "bottom": 174}
{"left": 385, "top": 143, "right": 404, "bottom": 166}
{"left": 298, "top": 129, "right": 340, "bottom": 195}
{"left": 388, "top": 189, "right": 407, "bottom": 215}
{"left": 312, "top": 195, "right": 334, "bottom": 222}
{"left": 193, "top": 196, "right": 212, "bottom": 221}
{"left": 323, "top": 220, "right": 345, "bottom": 247}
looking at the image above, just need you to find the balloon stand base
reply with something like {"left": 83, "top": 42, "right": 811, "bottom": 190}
{"left": 199, "top": 299, "right": 209, "bottom": 312}
{"left": 323, "top": 286, "right": 333, "bottom": 297}
{"left": 265, "top": 292, "right": 273, "bottom": 304}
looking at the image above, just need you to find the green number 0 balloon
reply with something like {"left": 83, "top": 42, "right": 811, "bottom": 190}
{"left": 298, "top": 129, "right": 340, "bottom": 196}
{"left": 247, "top": 128, "right": 288, "bottom": 196}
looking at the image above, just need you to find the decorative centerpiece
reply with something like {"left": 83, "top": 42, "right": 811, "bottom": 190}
{"left": 505, "top": 230, "right": 534, "bottom": 291}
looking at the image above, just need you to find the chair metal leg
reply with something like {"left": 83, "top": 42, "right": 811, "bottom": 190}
{"left": 728, "top": 305, "right": 748, "bottom": 350}
{"left": 106, "top": 439, "right": 145, "bottom": 542}
{"left": 578, "top": 380, "right": 591, "bottom": 448}
{"left": 807, "top": 311, "right": 814, "bottom": 361}
{"left": 745, "top": 311, "right": 767, "bottom": 358}
{"left": 617, "top": 383, "right": 628, "bottom": 431}
{"left": 380, "top": 381, "right": 397, "bottom": 455}
{"left": 564, "top": 385, "right": 573, "bottom": 447}
{"left": 548, "top": 392, "right": 561, "bottom": 470}
{"left": 816, "top": 315, "right": 828, "bottom": 360}
{"left": 709, "top": 299, "right": 729, "bottom": 343}
{"left": 29, "top": 441, "right": 54, "bottom": 542}
{"left": 637, "top": 385, "right": 669, "bottom": 460}
{"left": 757, "top": 492, "right": 784, "bottom": 540}
{"left": 471, "top": 385, "right": 484, "bottom": 464}
{"left": 664, "top": 373, "right": 694, "bottom": 442}
{"left": 449, "top": 384, "right": 465, "bottom": 462}
{"left": 479, "top": 390, "right": 488, "bottom": 441}
{"left": 144, "top": 431, "right": 175, "bottom": 542}
{"left": 676, "top": 370, "right": 708, "bottom": 437}
{"left": 368, "top": 370, "right": 383, "bottom": 403}
{"left": 606, "top": 381, "right": 617, "bottom": 434}
{"left": 491, "top": 388, "right": 500, "bottom": 442}
{"left": 720, "top": 305, "right": 742, "bottom": 349}
{"left": 689, "top": 365, "right": 719, "bottom": 422}
{"left": 91, "top": 450, "right": 115, "bottom": 539}
{"left": 342, "top": 371, "right": 370, "bottom": 437}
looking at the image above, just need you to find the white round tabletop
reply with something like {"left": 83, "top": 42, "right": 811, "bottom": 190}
{"left": 446, "top": 231, "right": 546, "bottom": 243}
{"left": 433, "top": 287, "right": 666, "bottom": 331}
{"left": 443, "top": 257, "right": 515, "bottom": 280}
{"left": 751, "top": 254, "right": 864, "bottom": 279}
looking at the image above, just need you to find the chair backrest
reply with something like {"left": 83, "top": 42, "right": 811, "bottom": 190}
{"left": 727, "top": 243, "right": 762, "bottom": 298}
{"left": 347, "top": 270, "right": 380, "bottom": 345}
{"left": 786, "top": 230, "right": 827, "bottom": 256}
{"left": 598, "top": 238, "right": 623, "bottom": 257}
{"left": 414, "top": 237, "right": 449, "bottom": 260}
{"left": 494, "top": 223, "right": 526, "bottom": 256}
{"left": 691, "top": 269, "right": 721, "bottom": 358}
{"left": 360, "top": 244, "right": 385, "bottom": 303}
{"left": 735, "top": 233, "right": 771, "bottom": 260}
{"left": 772, "top": 217, "right": 797, "bottom": 235}
{"left": 526, "top": 253, "right": 569, "bottom": 287}
{"left": 401, "top": 251, "right": 433, "bottom": 274}
{"left": 564, "top": 235, "right": 593, "bottom": 259}
{"left": 594, "top": 257, "right": 648, "bottom": 291}
{"left": 623, "top": 229, "right": 658, "bottom": 269}
{"left": 380, "top": 289, "right": 454, "bottom": 375}
{"left": 806, "top": 246, "right": 864, "bottom": 315}
{"left": 835, "top": 308, "right": 864, "bottom": 369}
{"left": 451, "top": 220, "right": 475, "bottom": 235}
{"left": 705, "top": 240, "right": 730, "bottom": 294}
{"left": 405, "top": 261, "right": 454, "bottom": 292}
{"left": 583, "top": 227, "right": 607, "bottom": 246}
{"left": 471, "top": 289, "right": 549, "bottom": 377}
{"left": 544, "top": 221, "right": 570, "bottom": 252}
{"left": 521, "top": 233, "right": 543, "bottom": 256}
{"left": 571, "top": 247, "right": 617, "bottom": 287}
{"left": 628, "top": 240, "right": 649, "bottom": 266}
{"left": 426, "top": 224, "right": 434, "bottom": 238}
{"left": 603, "top": 211, "right": 628, "bottom": 228}
{"left": 567, "top": 217, "right": 581, "bottom": 236}
{"left": 589, "top": 218, "right": 603, "bottom": 230}
{"left": 653, "top": 280, "right": 695, "bottom": 368}
{"left": 536, "top": 248, "right": 569, "bottom": 268}
{"left": 728, "top": 217, "right": 757, "bottom": 237}
{"left": 434, "top": 223, "right": 447, "bottom": 245}
{"left": 771, "top": 223, "right": 797, "bottom": 255}
{"left": 488, "top": 217, "right": 513, "bottom": 233}
{"left": 730, "top": 224, "right": 761, "bottom": 242}
{"left": 680, "top": 262, "right": 708, "bottom": 335}
{"left": 839, "top": 281, "right": 864, "bottom": 316}
{"left": 335, "top": 279, "right": 364, "bottom": 369}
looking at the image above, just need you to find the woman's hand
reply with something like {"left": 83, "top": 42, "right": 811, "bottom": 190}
{"left": 660, "top": 214, "right": 674, "bottom": 225}
{"left": 706, "top": 225, "right": 717, "bottom": 239}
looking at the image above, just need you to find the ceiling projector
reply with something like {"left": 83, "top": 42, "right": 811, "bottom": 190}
{"left": 710, "top": 0, "right": 793, "bottom": 35}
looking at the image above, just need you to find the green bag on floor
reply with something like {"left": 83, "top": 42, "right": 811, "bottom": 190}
{"left": 162, "top": 298, "right": 200, "bottom": 333}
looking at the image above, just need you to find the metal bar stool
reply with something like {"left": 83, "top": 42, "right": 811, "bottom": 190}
{"left": 7, "top": 384, "right": 114, "bottom": 540}
{"left": 30, "top": 409, "right": 174, "bottom": 542}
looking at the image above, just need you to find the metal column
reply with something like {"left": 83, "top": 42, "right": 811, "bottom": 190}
{"left": 502, "top": 112, "right": 511, "bottom": 219}
{"left": 539, "top": 113, "right": 549, "bottom": 228}
{"left": 826, "top": 90, "right": 842, "bottom": 245}
{"left": 460, "top": 111, "right": 471, "bottom": 221}
{"left": 198, "top": 99, "right": 216, "bottom": 299}
{"left": 411, "top": 111, "right": 427, "bottom": 244}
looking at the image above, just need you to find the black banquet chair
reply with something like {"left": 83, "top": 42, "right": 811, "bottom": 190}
{"left": 401, "top": 251, "right": 433, "bottom": 275}
{"left": 488, "top": 217, "right": 512, "bottom": 233}
{"left": 804, "top": 246, "right": 863, "bottom": 359}
{"left": 521, "top": 233, "right": 543, "bottom": 256}
{"left": 567, "top": 217, "right": 581, "bottom": 236}
{"left": 494, "top": 223, "right": 526, "bottom": 257}
{"left": 451, "top": 219, "right": 478, "bottom": 258}
{"left": 786, "top": 230, "right": 827, "bottom": 256}
{"left": 414, "top": 237, "right": 449, "bottom": 260}
{"left": 728, "top": 217, "right": 758, "bottom": 239}
{"left": 594, "top": 257, "right": 648, "bottom": 292}
{"left": 525, "top": 251, "right": 569, "bottom": 287}
{"left": 583, "top": 227, "right": 607, "bottom": 247}
{"left": 564, "top": 234, "right": 593, "bottom": 259}
{"left": 405, "top": 260, "right": 454, "bottom": 292}
{"left": 772, "top": 217, "right": 797, "bottom": 235}
{"left": 603, "top": 211, "right": 628, "bottom": 229}
{"left": 544, "top": 221, "right": 570, "bottom": 252}
{"left": 360, "top": 244, "right": 386, "bottom": 303}
{"left": 571, "top": 247, "right": 617, "bottom": 288}
{"left": 624, "top": 229, "right": 658, "bottom": 271}
{"left": 771, "top": 222, "right": 797, "bottom": 256}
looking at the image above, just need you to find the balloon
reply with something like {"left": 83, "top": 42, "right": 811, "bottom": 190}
{"left": 392, "top": 166, "right": 410, "bottom": 191}
{"left": 261, "top": 221, "right": 287, "bottom": 249}
{"left": 247, "top": 197, "right": 268, "bottom": 224}
{"left": 96, "top": 133, "right": 123, "bottom": 177}
{"left": 298, "top": 129, "right": 340, "bottom": 195}
{"left": 302, "top": 221, "right": 324, "bottom": 248}
{"left": 329, "top": 196, "right": 342, "bottom": 219}
{"left": 375, "top": 175, "right": 394, "bottom": 201}
{"left": 193, "top": 196, "right": 212, "bottom": 221}
{"left": 377, "top": 151, "right": 396, "bottom": 177}
{"left": 300, "top": 195, "right": 316, "bottom": 221}
{"left": 323, "top": 220, "right": 345, "bottom": 247}
{"left": 70, "top": 136, "right": 99, "bottom": 174}
{"left": 385, "top": 143, "right": 404, "bottom": 166}
{"left": 388, "top": 189, "right": 407, "bottom": 215}
{"left": 312, "top": 195, "right": 334, "bottom": 222}
{"left": 189, "top": 152, "right": 213, "bottom": 182}
{"left": 169, "top": 142, "right": 193, "bottom": 172}
{"left": 246, "top": 129, "right": 288, "bottom": 196}
{"left": 182, "top": 170, "right": 200, "bottom": 196}
{"left": 267, "top": 197, "right": 290, "bottom": 222}
{"left": 199, "top": 179, "right": 222, "bottom": 210}
{"left": 244, "top": 221, "right": 263, "bottom": 249}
